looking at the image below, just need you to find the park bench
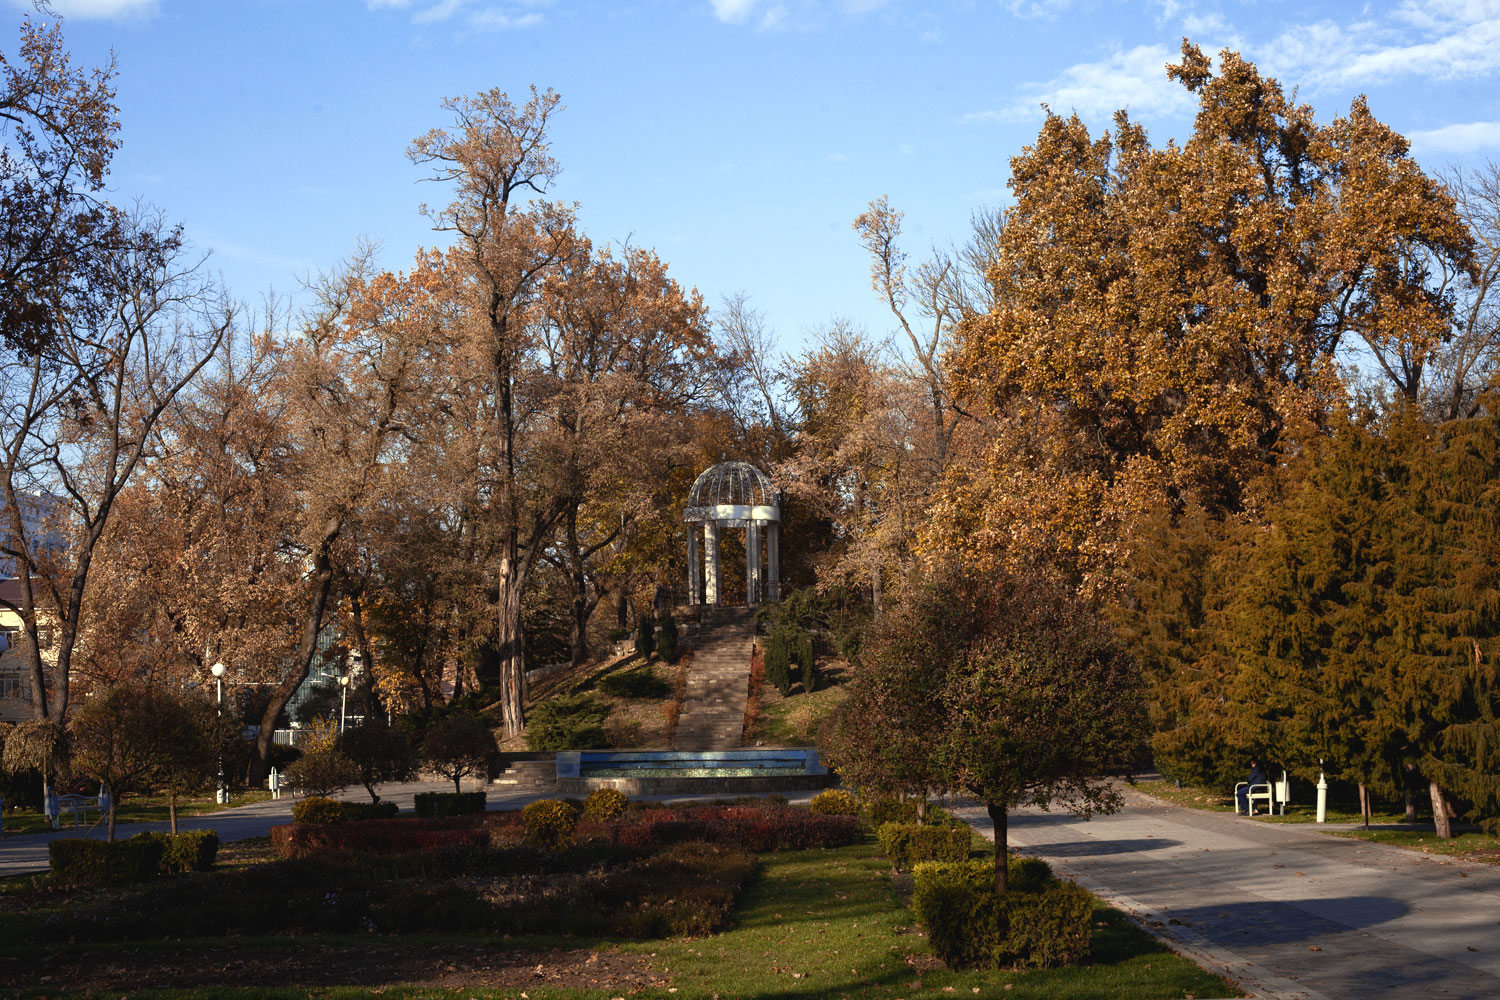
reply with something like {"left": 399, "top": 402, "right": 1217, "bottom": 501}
{"left": 50, "top": 788, "right": 109, "bottom": 829}
{"left": 1235, "top": 770, "right": 1290, "bottom": 816}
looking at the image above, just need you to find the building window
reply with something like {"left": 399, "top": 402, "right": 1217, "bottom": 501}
{"left": 0, "top": 674, "right": 26, "bottom": 700}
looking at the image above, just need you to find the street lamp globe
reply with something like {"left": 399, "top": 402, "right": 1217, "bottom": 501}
{"left": 210, "top": 662, "right": 226, "bottom": 679}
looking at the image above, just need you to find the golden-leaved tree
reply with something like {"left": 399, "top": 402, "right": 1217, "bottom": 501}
{"left": 939, "top": 41, "right": 1470, "bottom": 588}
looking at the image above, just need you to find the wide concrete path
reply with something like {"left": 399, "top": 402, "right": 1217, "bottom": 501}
{"left": 954, "top": 786, "right": 1500, "bottom": 1000}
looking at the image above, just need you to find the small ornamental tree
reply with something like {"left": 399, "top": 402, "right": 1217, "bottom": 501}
{"left": 828, "top": 560, "right": 1145, "bottom": 894}
{"left": 656, "top": 616, "right": 679, "bottom": 664}
{"left": 153, "top": 698, "right": 235, "bottom": 833}
{"left": 336, "top": 719, "right": 418, "bottom": 803}
{"left": 2, "top": 718, "right": 67, "bottom": 810}
{"left": 282, "top": 746, "right": 360, "bottom": 799}
{"left": 68, "top": 684, "right": 211, "bottom": 841}
{"left": 421, "top": 713, "right": 498, "bottom": 793}
{"left": 635, "top": 614, "right": 655, "bottom": 661}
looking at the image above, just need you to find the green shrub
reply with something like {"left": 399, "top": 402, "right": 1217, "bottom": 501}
{"left": 864, "top": 795, "right": 919, "bottom": 828}
{"left": 523, "top": 798, "right": 580, "bottom": 851}
{"left": 635, "top": 615, "right": 655, "bottom": 660}
{"left": 292, "top": 796, "right": 347, "bottom": 825}
{"left": 763, "top": 629, "right": 793, "bottom": 695}
{"left": 48, "top": 834, "right": 166, "bottom": 887}
{"left": 656, "top": 616, "right": 679, "bottom": 664}
{"left": 583, "top": 787, "right": 629, "bottom": 820}
{"left": 341, "top": 800, "right": 400, "bottom": 822}
{"left": 412, "top": 791, "right": 487, "bottom": 818}
{"left": 911, "top": 860, "right": 998, "bottom": 968}
{"left": 809, "top": 788, "right": 859, "bottom": 816}
{"left": 158, "top": 830, "right": 220, "bottom": 873}
{"left": 525, "top": 694, "right": 610, "bottom": 751}
{"left": 1000, "top": 881, "right": 1093, "bottom": 967}
{"left": 598, "top": 668, "right": 671, "bottom": 699}
{"left": 798, "top": 632, "right": 816, "bottom": 692}
{"left": 875, "top": 821, "right": 971, "bottom": 869}
{"left": 911, "top": 859, "right": 1092, "bottom": 969}
{"left": 1008, "top": 855, "right": 1053, "bottom": 892}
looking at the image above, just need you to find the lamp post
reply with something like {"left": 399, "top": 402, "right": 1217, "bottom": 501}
{"left": 210, "top": 661, "right": 228, "bottom": 804}
{"left": 339, "top": 673, "right": 350, "bottom": 733}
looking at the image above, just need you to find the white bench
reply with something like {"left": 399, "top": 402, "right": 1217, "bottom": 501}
{"left": 52, "top": 789, "right": 109, "bottom": 829}
{"left": 1235, "top": 770, "right": 1290, "bottom": 816}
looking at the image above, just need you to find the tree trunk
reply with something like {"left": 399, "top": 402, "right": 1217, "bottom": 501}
{"left": 496, "top": 570, "right": 527, "bottom": 739}
{"left": 1404, "top": 789, "right": 1418, "bottom": 823}
{"left": 1430, "top": 781, "right": 1453, "bottom": 839}
{"left": 1358, "top": 782, "right": 1370, "bottom": 829}
{"left": 249, "top": 524, "right": 339, "bottom": 784}
{"left": 169, "top": 793, "right": 178, "bottom": 835}
{"left": 106, "top": 799, "right": 117, "bottom": 842}
{"left": 987, "top": 801, "right": 1009, "bottom": 896}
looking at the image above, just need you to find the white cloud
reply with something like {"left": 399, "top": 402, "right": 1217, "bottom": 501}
{"left": 21, "top": 0, "right": 156, "bottom": 18}
{"left": 710, "top": 0, "right": 760, "bottom": 22}
{"left": 1408, "top": 120, "right": 1500, "bottom": 153}
{"left": 469, "top": 7, "right": 545, "bottom": 28}
{"left": 826, "top": 152, "right": 850, "bottom": 161}
{"left": 967, "top": 43, "right": 1196, "bottom": 124}
{"left": 413, "top": 0, "right": 464, "bottom": 24}
{"left": 1001, "top": 0, "right": 1071, "bottom": 20}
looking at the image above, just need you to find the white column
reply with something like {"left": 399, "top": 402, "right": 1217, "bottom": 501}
{"left": 767, "top": 521, "right": 780, "bottom": 601}
{"left": 705, "top": 522, "right": 721, "bottom": 605}
{"left": 688, "top": 527, "right": 700, "bottom": 605}
{"left": 747, "top": 522, "right": 761, "bottom": 605}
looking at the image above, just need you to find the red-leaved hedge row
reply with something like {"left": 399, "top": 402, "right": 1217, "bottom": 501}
{"left": 585, "top": 805, "right": 860, "bottom": 852}
{"left": 271, "top": 819, "right": 489, "bottom": 857}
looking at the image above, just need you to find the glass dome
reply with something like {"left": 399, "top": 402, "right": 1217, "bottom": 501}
{"left": 684, "top": 461, "right": 780, "bottom": 523}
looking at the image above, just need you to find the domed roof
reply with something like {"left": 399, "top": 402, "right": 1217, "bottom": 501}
{"left": 685, "top": 461, "right": 780, "bottom": 522}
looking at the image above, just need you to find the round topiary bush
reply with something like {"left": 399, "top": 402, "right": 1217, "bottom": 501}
{"left": 292, "top": 796, "right": 346, "bottom": 825}
{"left": 522, "top": 798, "right": 581, "bottom": 851}
{"left": 809, "top": 788, "right": 859, "bottom": 816}
{"left": 583, "top": 786, "right": 629, "bottom": 820}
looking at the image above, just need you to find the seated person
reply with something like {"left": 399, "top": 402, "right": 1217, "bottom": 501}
{"left": 1237, "top": 759, "right": 1268, "bottom": 814}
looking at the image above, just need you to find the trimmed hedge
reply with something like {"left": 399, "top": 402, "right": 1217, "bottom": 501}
{"left": 523, "top": 798, "right": 581, "bottom": 851}
{"left": 342, "top": 800, "right": 400, "bottom": 822}
{"left": 153, "top": 830, "right": 220, "bottom": 873}
{"left": 809, "top": 788, "right": 859, "bottom": 816}
{"left": 270, "top": 818, "right": 489, "bottom": 858}
{"left": 875, "top": 821, "right": 972, "bottom": 868}
{"left": 292, "top": 796, "right": 346, "bottom": 825}
{"left": 598, "top": 805, "right": 859, "bottom": 853}
{"left": 583, "top": 787, "right": 629, "bottom": 820}
{"left": 912, "top": 859, "right": 1093, "bottom": 969}
{"left": 48, "top": 830, "right": 217, "bottom": 886}
{"left": 413, "top": 791, "right": 487, "bottom": 817}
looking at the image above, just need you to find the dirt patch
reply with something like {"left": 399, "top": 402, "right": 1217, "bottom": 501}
{"left": 2, "top": 942, "right": 669, "bottom": 992}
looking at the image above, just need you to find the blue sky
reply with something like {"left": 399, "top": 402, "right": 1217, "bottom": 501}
{"left": 14, "top": 0, "right": 1500, "bottom": 355}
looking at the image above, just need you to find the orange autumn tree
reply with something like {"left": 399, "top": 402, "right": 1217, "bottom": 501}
{"left": 939, "top": 41, "right": 1471, "bottom": 588}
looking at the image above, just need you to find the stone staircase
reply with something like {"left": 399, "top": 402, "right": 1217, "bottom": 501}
{"left": 673, "top": 606, "right": 756, "bottom": 751}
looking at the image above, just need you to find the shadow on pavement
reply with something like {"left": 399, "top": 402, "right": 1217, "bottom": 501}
{"left": 1163, "top": 895, "right": 1410, "bottom": 946}
{"left": 1018, "top": 837, "right": 1182, "bottom": 856}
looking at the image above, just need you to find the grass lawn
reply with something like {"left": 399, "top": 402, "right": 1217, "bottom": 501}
{"left": 1133, "top": 778, "right": 1410, "bottom": 826}
{"left": 1, "top": 788, "right": 274, "bottom": 837}
{"left": 753, "top": 658, "right": 850, "bottom": 746}
{"left": 1329, "top": 828, "right": 1500, "bottom": 864}
{"left": 3, "top": 836, "right": 1233, "bottom": 999}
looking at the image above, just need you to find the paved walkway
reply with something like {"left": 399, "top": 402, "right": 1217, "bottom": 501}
{"left": 0, "top": 780, "right": 818, "bottom": 877}
{"left": 0, "top": 779, "right": 502, "bottom": 876}
{"left": 954, "top": 786, "right": 1500, "bottom": 1000}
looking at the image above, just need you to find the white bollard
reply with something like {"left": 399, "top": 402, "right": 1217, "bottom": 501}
{"left": 269, "top": 767, "right": 282, "bottom": 800}
{"left": 1316, "top": 772, "right": 1328, "bottom": 823}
